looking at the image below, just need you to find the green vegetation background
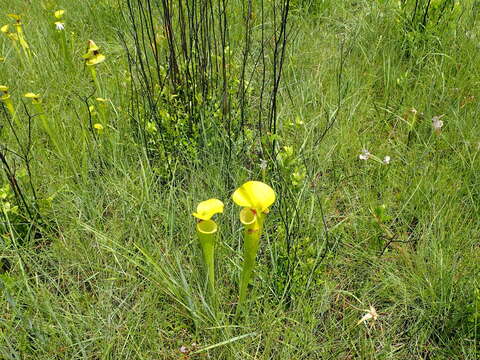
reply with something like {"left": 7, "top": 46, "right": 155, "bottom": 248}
{"left": 0, "top": 0, "right": 478, "bottom": 358}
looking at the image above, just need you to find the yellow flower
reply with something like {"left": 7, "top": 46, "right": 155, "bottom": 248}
{"left": 24, "top": 92, "right": 41, "bottom": 104}
{"left": 1, "top": 25, "right": 9, "bottom": 33}
{"left": 54, "top": 10, "right": 65, "bottom": 19}
{"left": 232, "top": 181, "right": 275, "bottom": 213}
{"left": 0, "top": 85, "right": 8, "bottom": 92}
{"left": 7, "top": 33, "right": 18, "bottom": 41}
{"left": 192, "top": 198, "right": 224, "bottom": 221}
{"left": 7, "top": 14, "right": 21, "bottom": 22}
{"left": 93, "top": 123, "right": 104, "bottom": 132}
{"left": 82, "top": 40, "right": 106, "bottom": 66}
{"left": 86, "top": 54, "right": 105, "bottom": 66}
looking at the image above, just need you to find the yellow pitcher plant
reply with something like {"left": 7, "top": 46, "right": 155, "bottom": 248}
{"left": 0, "top": 86, "right": 15, "bottom": 119}
{"left": 83, "top": 40, "right": 106, "bottom": 94}
{"left": 53, "top": 10, "right": 71, "bottom": 66}
{"left": 24, "top": 92, "right": 59, "bottom": 151}
{"left": 1, "top": 24, "right": 21, "bottom": 58}
{"left": 192, "top": 198, "right": 224, "bottom": 295}
{"left": 7, "top": 14, "right": 31, "bottom": 59}
{"left": 232, "top": 181, "right": 275, "bottom": 311}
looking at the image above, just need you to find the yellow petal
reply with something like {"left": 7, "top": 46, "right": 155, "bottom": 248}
{"left": 192, "top": 198, "right": 224, "bottom": 220}
{"left": 54, "top": 10, "right": 65, "bottom": 19}
{"left": 196, "top": 219, "right": 218, "bottom": 235}
{"left": 83, "top": 40, "right": 101, "bottom": 60}
{"left": 87, "top": 40, "right": 100, "bottom": 52}
{"left": 1, "top": 25, "right": 9, "bottom": 33}
{"left": 93, "top": 123, "right": 103, "bottom": 130}
{"left": 232, "top": 181, "right": 275, "bottom": 212}
{"left": 24, "top": 92, "right": 40, "bottom": 99}
{"left": 0, "top": 85, "right": 8, "bottom": 92}
{"left": 86, "top": 54, "right": 106, "bottom": 66}
{"left": 7, "top": 14, "right": 21, "bottom": 21}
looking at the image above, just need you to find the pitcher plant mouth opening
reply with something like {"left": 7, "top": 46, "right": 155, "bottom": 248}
{"left": 240, "top": 208, "right": 257, "bottom": 226}
{"left": 196, "top": 219, "right": 218, "bottom": 235}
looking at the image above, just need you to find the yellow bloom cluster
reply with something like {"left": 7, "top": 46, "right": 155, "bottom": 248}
{"left": 192, "top": 181, "right": 276, "bottom": 305}
{"left": 83, "top": 40, "right": 106, "bottom": 66}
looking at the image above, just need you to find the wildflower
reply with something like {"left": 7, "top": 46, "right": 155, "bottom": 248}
{"left": 82, "top": 40, "right": 106, "bottom": 66}
{"left": 432, "top": 114, "right": 445, "bottom": 135}
{"left": 24, "top": 92, "right": 41, "bottom": 104}
{"left": 357, "top": 305, "right": 379, "bottom": 325}
{"left": 193, "top": 198, "right": 224, "bottom": 295}
{"left": 7, "top": 14, "right": 30, "bottom": 56}
{"left": 7, "top": 14, "right": 21, "bottom": 22}
{"left": 89, "top": 105, "right": 97, "bottom": 116}
{"left": 359, "top": 149, "right": 370, "bottom": 161}
{"left": 259, "top": 159, "right": 268, "bottom": 171}
{"left": 232, "top": 180, "right": 276, "bottom": 215}
{"left": 1, "top": 24, "right": 19, "bottom": 47}
{"left": 192, "top": 198, "right": 224, "bottom": 221}
{"left": 54, "top": 10, "right": 65, "bottom": 19}
{"left": 383, "top": 156, "right": 391, "bottom": 165}
{"left": 93, "top": 123, "right": 104, "bottom": 132}
{"left": 0, "top": 85, "right": 15, "bottom": 117}
{"left": 55, "top": 22, "right": 65, "bottom": 31}
{"left": 232, "top": 181, "right": 276, "bottom": 310}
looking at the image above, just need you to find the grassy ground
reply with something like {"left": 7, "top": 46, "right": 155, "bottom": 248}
{"left": 1, "top": 0, "right": 479, "bottom": 358}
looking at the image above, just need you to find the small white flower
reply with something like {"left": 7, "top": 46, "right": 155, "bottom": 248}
{"left": 359, "top": 149, "right": 370, "bottom": 161}
{"left": 55, "top": 22, "right": 65, "bottom": 31}
{"left": 383, "top": 156, "right": 391, "bottom": 165}
{"left": 259, "top": 159, "right": 268, "bottom": 171}
{"left": 179, "top": 345, "right": 188, "bottom": 354}
{"left": 357, "top": 305, "right": 378, "bottom": 325}
{"left": 432, "top": 115, "right": 445, "bottom": 132}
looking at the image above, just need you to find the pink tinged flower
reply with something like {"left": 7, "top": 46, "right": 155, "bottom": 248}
{"left": 259, "top": 159, "right": 267, "bottom": 171}
{"left": 432, "top": 115, "right": 445, "bottom": 133}
{"left": 357, "top": 305, "right": 379, "bottom": 325}
{"left": 359, "top": 149, "right": 370, "bottom": 161}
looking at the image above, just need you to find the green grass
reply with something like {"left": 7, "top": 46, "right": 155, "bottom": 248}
{"left": 1, "top": 0, "right": 479, "bottom": 358}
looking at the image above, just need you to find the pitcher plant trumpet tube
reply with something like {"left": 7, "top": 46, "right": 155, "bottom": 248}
{"left": 193, "top": 198, "right": 224, "bottom": 296}
{"left": 83, "top": 40, "right": 106, "bottom": 94}
{"left": 0, "top": 86, "right": 15, "bottom": 119}
{"left": 232, "top": 181, "right": 276, "bottom": 311}
{"left": 7, "top": 14, "right": 31, "bottom": 59}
